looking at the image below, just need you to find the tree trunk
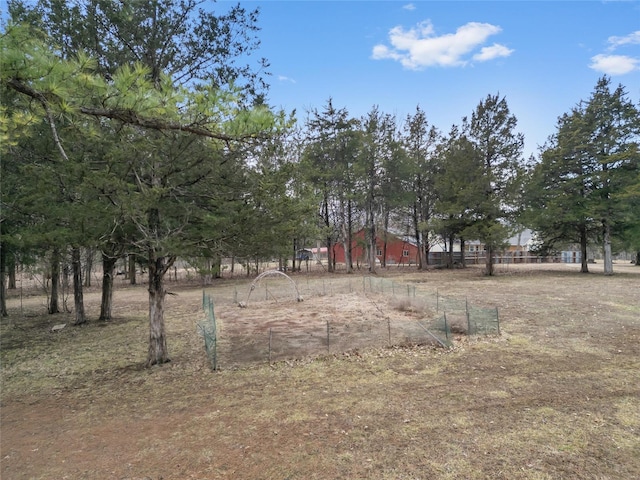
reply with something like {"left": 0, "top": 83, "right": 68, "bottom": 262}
{"left": 147, "top": 252, "right": 173, "bottom": 366}
{"left": 382, "top": 236, "right": 388, "bottom": 268}
{"left": 213, "top": 255, "right": 222, "bottom": 279}
{"left": 347, "top": 199, "right": 354, "bottom": 271}
{"left": 580, "top": 226, "right": 589, "bottom": 273}
{"left": 602, "top": 221, "right": 613, "bottom": 276}
{"left": 341, "top": 221, "right": 352, "bottom": 274}
{"left": 8, "top": 257, "right": 16, "bottom": 289}
{"left": 484, "top": 245, "right": 494, "bottom": 276}
{"left": 49, "top": 248, "right": 61, "bottom": 314}
{"left": 83, "top": 248, "right": 93, "bottom": 287}
{"left": 72, "top": 247, "right": 86, "bottom": 325}
{"left": 635, "top": 251, "right": 640, "bottom": 266}
{"left": 99, "top": 252, "right": 117, "bottom": 321}
{"left": 460, "top": 238, "right": 467, "bottom": 268}
{"left": 413, "top": 203, "right": 424, "bottom": 269}
{"left": 323, "top": 191, "right": 334, "bottom": 273}
{"left": 381, "top": 212, "right": 390, "bottom": 268}
{"left": 447, "top": 234, "right": 454, "bottom": 269}
{"left": 423, "top": 236, "right": 431, "bottom": 267}
{"left": 0, "top": 243, "right": 7, "bottom": 317}
{"left": 339, "top": 196, "right": 352, "bottom": 272}
{"left": 129, "top": 254, "right": 137, "bottom": 285}
{"left": 368, "top": 213, "right": 377, "bottom": 274}
{"left": 292, "top": 239, "right": 297, "bottom": 273}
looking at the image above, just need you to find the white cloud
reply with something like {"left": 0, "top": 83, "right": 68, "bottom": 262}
{"left": 607, "top": 30, "right": 640, "bottom": 50}
{"left": 277, "top": 75, "right": 296, "bottom": 84}
{"left": 589, "top": 54, "right": 640, "bottom": 75}
{"left": 372, "top": 20, "right": 510, "bottom": 69}
{"left": 402, "top": 3, "right": 416, "bottom": 11}
{"left": 473, "top": 43, "right": 514, "bottom": 61}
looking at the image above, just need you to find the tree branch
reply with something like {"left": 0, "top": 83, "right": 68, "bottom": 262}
{"left": 6, "top": 77, "right": 268, "bottom": 147}
{"left": 6, "top": 78, "right": 70, "bottom": 161}
{"left": 78, "top": 106, "right": 240, "bottom": 141}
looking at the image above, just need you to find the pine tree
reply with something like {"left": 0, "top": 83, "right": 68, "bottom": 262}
{"left": 2, "top": 2, "right": 283, "bottom": 365}
{"left": 465, "top": 94, "right": 525, "bottom": 275}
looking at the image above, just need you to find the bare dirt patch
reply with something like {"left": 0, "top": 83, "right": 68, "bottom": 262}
{"left": 1, "top": 263, "right": 639, "bottom": 479}
{"left": 217, "top": 290, "right": 440, "bottom": 367}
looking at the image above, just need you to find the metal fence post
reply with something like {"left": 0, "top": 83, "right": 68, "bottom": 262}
{"left": 326, "top": 320, "right": 330, "bottom": 353}
{"left": 444, "top": 311, "right": 449, "bottom": 340}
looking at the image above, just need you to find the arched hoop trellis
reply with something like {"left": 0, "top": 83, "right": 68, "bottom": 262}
{"left": 238, "top": 270, "right": 303, "bottom": 308}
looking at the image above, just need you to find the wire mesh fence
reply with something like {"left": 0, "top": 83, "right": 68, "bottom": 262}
{"left": 199, "top": 291, "right": 218, "bottom": 370}
{"left": 199, "top": 273, "right": 499, "bottom": 369}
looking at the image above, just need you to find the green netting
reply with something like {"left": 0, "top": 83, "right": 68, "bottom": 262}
{"left": 360, "top": 276, "right": 500, "bottom": 339}
{"left": 467, "top": 306, "right": 500, "bottom": 335}
{"left": 202, "top": 274, "right": 500, "bottom": 368}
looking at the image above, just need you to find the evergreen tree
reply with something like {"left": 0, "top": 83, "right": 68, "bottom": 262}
{"left": 2, "top": 4, "right": 283, "bottom": 365}
{"left": 582, "top": 77, "right": 640, "bottom": 275}
{"left": 303, "top": 99, "right": 360, "bottom": 273}
{"left": 434, "top": 125, "right": 484, "bottom": 268}
{"left": 524, "top": 109, "right": 600, "bottom": 273}
{"left": 524, "top": 77, "right": 639, "bottom": 274}
{"left": 465, "top": 94, "right": 525, "bottom": 275}
{"left": 402, "top": 107, "right": 440, "bottom": 269}
{"left": 356, "top": 107, "right": 397, "bottom": 273}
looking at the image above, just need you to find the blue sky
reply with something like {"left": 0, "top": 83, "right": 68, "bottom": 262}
{"left": 226, "top": 0, "right": 640, "bottom": 158}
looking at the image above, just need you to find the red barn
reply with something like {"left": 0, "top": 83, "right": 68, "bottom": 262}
{"left": 332, "top": 229, "right": 419, "bottom": 266}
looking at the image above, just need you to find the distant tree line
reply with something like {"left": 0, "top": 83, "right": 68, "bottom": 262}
{"left": 1, "top": 1, "right": 639, "bottom": 366}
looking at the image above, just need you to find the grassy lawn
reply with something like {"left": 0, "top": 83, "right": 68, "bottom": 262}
{"left": 1, "top": 263, "right": 639, "bottom": 479}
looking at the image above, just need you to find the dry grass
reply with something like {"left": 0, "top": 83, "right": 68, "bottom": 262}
{"left": 1, "top": 263, "right": 639, "bottom": 479}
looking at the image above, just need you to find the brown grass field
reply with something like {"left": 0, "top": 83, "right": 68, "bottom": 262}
{"left": 1, "top": 263, "right": 639, "bottom": 479}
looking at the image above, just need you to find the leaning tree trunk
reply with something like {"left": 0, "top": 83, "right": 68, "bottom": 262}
{"left": 381, "top": 212, "right": 390, "bottom": 269}
{"left": 99, "top": 252, "right": 118, "bottom": 321}
{"left": 72, "top": 247, "right": 86, "bottom": 325}
{"left": 48, "top": 248, "right": 61, "bottom": 314}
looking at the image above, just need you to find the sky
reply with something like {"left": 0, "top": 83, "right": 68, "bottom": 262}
{"left": 222, "top": 0, "right": 640, "bottom": 158}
